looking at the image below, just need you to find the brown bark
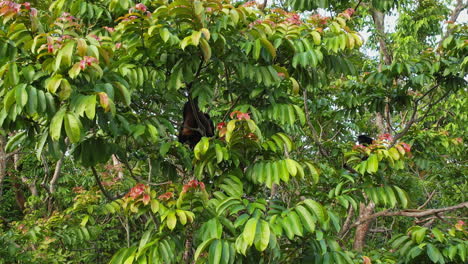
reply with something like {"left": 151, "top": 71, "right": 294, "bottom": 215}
{"left": 112, "top": 154, "right": 124, "bottom": 180}
{"left": 350, "top": 202, "right": 468, "bottom": 228}
{"left": 353, "top": 202, "right": 375, "bottom": 251}
{"left": 0, "top": 134, "right": 6, "bottom": 197}
{"left": 371, "top": 8, "right": 392, "bottom": 65}
{"left": 49, "top": 155, "right": 65, "bottom": 194}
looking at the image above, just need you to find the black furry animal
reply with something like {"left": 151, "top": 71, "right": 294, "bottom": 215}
{"left": 178, "top": 99, "right": 214, "bottom": 148}
{"left": 357, "top": 135, "right": 373, "bottom": 146}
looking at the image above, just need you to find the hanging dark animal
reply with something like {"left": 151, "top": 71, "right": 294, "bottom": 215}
{"left": 357, "top": 134, "right": 373, "bottom": 146}
{"left": 178, "top": 98, "right": 214, "bottom": 148}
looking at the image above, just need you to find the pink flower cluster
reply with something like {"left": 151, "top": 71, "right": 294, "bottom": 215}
{"left": 309, "top": 14, "right": 330, "bottom": 25}
{"left": 0, "top": 1, "right": 21, "bottom": 15}
{"left": 340, "top": 8, "right": 355, "bottom": 19}
{"left": 182, "top": 180, "right": 206, "bottom": 193}
{"left": 0, "top": 0, "right": 35, "bottom": 17}
{"left": 57, "top": 12, "right": 76, "bottom": 22}
{"left": 79, "top": 56, "right": 98, "bottom": 70}
{"left": 378, "top": 133, "right": 393, "bottom": 141}
{"left": 126, "top": 183, "right": 146, "bottom": 199}
{"left": 230, "top": 110, "right": 250, "bottom": 120}
{"left": 241, "top": 1, "right": 257, "bottom": 7}
{"left": 158, "top": 192, "right": 174, "bottom": 201}
{"left": 285, "top": 13, "right": 301, "bottom": 25}
{"left": 103, "top": 26, "right": 115, "bottom": 33}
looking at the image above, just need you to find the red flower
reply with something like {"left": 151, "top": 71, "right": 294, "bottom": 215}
{"left": 30, "top": 7, "right": 37, "bottom": 16}
{"left": 115, "top": 42, "right": 122, "bottom": 49}
{"left": 79, "top": 56, "right": 98, "bottom": 69}
{"left": 401, "top": 143, "right": 411, "bottom": 153}
{"left": 103, "top": 26, "right": 115, "bottom": 33}
{"left": 158, "top": 192, "right": 174, "bottom": 201}
{"left": 378, "top": 133, "right": 393, "bottom": 141}
{"left": 241, "top": 1, "right": 257, "bottom": 7}
{"left": 182, "top": 180, "right": 206, "bottom": 193}
{"left": 23, "top": 2, "right": 30, "bottom": 10}
{"left": 127, "top": 183, "right": 146, "bottom": 199}
{"left": 216, "top": 122, "right": 226, "bottom": 130}
{"left": 286, "top": 13, "right": 301, "bottom": 25}
{"left": 277, "top": 72, "right": 286, "bottom": 78}
{"left": 353, "top": 144, "right": 366, "bottom": 150}
{"left": 135, "top": 3, "right": 147, "bottom": 12}
{"left": 142, "top": 194, "right": 150, "bottom": 205}
{"left": 455, "top": 220, "right": 464, "bottom": 231}
{"left": 230, "top": 111, "right": 250, "bottom": 120}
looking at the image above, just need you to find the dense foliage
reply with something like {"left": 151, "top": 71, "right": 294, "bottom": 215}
{"left": 0, "top": 0, "right": 466, "bottom": 263}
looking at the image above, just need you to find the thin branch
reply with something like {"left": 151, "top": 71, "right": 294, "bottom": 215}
{"left": 417, "top": 190, "right": 436, "bottom": 210}
{"left": 303, "top": 89, "right": 329, "bottom": 157}
{"left": 338, "top": 206, "right": 354, "bottom": 238}
{"left": 390, "top": 84, "right": 440, "bottom": 146}
{"left": 350, "top": 202, "right": 468, "bottom": 228}
{"left": 354, "top": 0, "right": 364, "bottom": 12}
{"left": 91, "top": 166, "right": 124, "bottom": 201}
{"left": 49, "top": 154, "right": 65, "bottom": 194}
{"left": 438, "top": 0, "right": 468, "bottom": 49}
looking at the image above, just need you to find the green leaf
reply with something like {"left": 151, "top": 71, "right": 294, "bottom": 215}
{"left": 8, "top": 63, "right": 19, "bottom": 86}
{"left": 160, "top": 28, "right": 170, "bottom": 43}
{"left": 389, "top": 147, "right": 400, "bottom": 160}
{"left": 194, "top": 137, "right": 209, "bottom": 160}
{"left": 27, "top": 85, "right": 38, "bottom": 114}
{"left": 50, "top": 107, "right": 66, "bottom": 141}
{"left": 15, "top": 84, "right": 28, "bottom": 108}
{"left": 46, "top": 75, "right": 62, "bottom": 94}
{"left": 114, "top": 82, "right": 131, "bottom": 106}
{"left": 146, "top": 124, "right": 159, "bottom": 143}
{"left": 243, "top": 218, "right": 258, "bottom": 246}
{"left": 208, "top": 240, "right": 222, "bottom": 264}
{"left": 194, "top": 238, "right": 216, "bottom": 261}
{"left": 64, "top": 112, "right": 82, "bottom": 143}
{"left": 426, "top": 243, "right": 442, "bottom": 263}
{"left": 166, "top": 211, "right": 177, "bottom": 230}
{"left": 260, "top": 38, "right": 276, "bottom": 58}
{"left": 61, "top": 41, "right": 75, "bottom": 66}
{"left": 254, "top": 220, "right": 270, "bottom": 251}
{"left": 303, "top": 199, "right": 328, "bottom": 225}
{"left": 366, "top": 154, "right": 378, "bottom": 173}
{"left": 84, "top": 95, "right": 96, "bottom": 120}
{"left": 295, "top": 205, "right": 316, "bottom": 233}
{"left": 22, "top": 65, "right": 35, "bottom": 83}
{"left": 411, "top": 227, "right": 427, "bottom": 244}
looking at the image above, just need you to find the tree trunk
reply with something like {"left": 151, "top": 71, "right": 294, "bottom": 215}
{"left": 0, "top": 134, "right": 6, "bottom": 197}
{"left": 353, "top": 202, "right": 375, "bottom": 251}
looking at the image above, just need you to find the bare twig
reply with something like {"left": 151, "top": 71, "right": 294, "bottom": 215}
{"left": 417, "top": 190, "right": 436, "bottom": 210}
{"left": 91, "top": 166, "right": 125, "bottom": 201}
{"left": 390, "top": 84, "right": 441, "bottom": 146}
{"left": 303, "top": 89, "right": 329, "bottom": 157}
{"left": 338, "top": 206, "right": 354, "bottom": 238}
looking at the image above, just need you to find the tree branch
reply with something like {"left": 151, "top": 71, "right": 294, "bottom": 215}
{"left": 303, "top": 89, "right": 329, "bottom": 157}
{"left": 438, "top": 0, "right": 468, "bottom": 49}
{"left": 91, "top": 166, "right": 125, "bottom": 201}
{"left": 390, "top": 84, "right": 440, "bottom": 146}
{"left": 350, "top": 202, "right": 468, "bottom": 228}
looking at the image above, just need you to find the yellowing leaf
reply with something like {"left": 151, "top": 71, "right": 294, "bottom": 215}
{"left": 260, "top": 38, "right": 276, "bottom": 58}
{"left": 166, "top": 211, "right": 177, "bottom": 230}
{"left": 200, "top": 38, "right": 211, "bottom": 62}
